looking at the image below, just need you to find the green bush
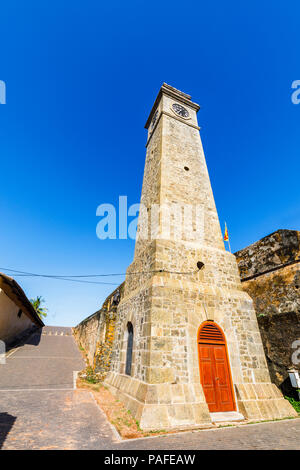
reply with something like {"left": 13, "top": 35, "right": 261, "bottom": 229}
{"left": 85, "top": 366, "right": 97, "bottom": 384}
{"left": 285, "top": 396, "right": 300, "bottom": 414}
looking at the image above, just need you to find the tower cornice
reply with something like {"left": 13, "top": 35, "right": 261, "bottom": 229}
{"left": 145, "top": 83, "right": 200, "bottom": 129}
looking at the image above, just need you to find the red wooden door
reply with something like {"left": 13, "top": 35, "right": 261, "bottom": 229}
{"left": 198, "top": 323, "right": 235, "bottom": 413}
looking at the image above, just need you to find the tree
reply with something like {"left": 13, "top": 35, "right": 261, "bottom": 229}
{"left": 30, "top": 296, "right": 48, "bottom": 319}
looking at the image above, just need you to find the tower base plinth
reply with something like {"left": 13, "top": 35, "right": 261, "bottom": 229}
{"left": 105, "top": 372, "right": 212, "bottom": 431}
{"left": 235, "top": 383, "right": 298, "bottom": 420}
{"left": 105, "top": 373, "right": 297, "bottom": 430}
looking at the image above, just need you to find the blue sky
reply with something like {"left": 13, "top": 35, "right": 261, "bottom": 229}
{"left": 0, "top": 1, "right": 299, "bottom": 326}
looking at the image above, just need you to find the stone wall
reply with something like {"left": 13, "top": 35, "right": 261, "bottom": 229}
{"left": 73, "top": 310, "right": 101, "bottom": 365}
{"left": 258, "top": 312, "right": 300, "bottom": 397}
{"left": 235, "top": 230, "right": 300, "bottom": 397}
{"left": 93, "top": 287, "right": 124, "bottom": 381}
{"left": 73, "top": 283, "right": 124, "bottom": 379}
{"left": 76, "top": 228, "right": 300, "bottom": 402}
{"left": 235, "top": 229, "right": 300, "bottom": 280}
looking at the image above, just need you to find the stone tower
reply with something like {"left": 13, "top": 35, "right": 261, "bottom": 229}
{"left": 105, "top": 83, "right": 297, "bottom": 429}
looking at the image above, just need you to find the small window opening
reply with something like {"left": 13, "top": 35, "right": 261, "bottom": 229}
{"left": 125, "top": 322, "right": 134, "bottom": 376}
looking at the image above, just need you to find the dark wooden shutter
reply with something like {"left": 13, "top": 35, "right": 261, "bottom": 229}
{"left": 198, "top": 322, "right": 224, "bottom": 344}
{"left": 125, "top": 322, "right": 133, "bottom": 376}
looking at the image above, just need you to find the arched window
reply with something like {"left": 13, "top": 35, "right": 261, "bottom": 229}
{"left": 198, "top": 321, "right": 225, "bottom": 344}
{"left": 125, "top": 322, "right": 133, "bottom": 376}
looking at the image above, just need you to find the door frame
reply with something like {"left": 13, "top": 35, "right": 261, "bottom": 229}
{"left": 197, "top": 321, "right": 236, "bottom": 412}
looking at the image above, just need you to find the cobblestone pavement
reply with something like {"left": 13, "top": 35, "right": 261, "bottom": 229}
{"left": 113, "top": 418, "right": 300, "bottom": 450}
{"left": 1, "top": 325, "right": 299, "bottom": 450}
{"left": 0, "top": 327, "right": 83, "bottom": 390}
{"left": 0, "top": 326, "right": 118, "bottom": 450}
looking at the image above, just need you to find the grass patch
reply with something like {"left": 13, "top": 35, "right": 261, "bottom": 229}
{"left": 83, "top": 366, "right": 98, "bottom": 384}
{"left": 77, "top": 377, "right": 171, "bottom": 439}
{"left": 77, "top": 378, "right": 213, "bottom": 439}
{"left": 285, "top": 396, "right": 300, "bottom": 414}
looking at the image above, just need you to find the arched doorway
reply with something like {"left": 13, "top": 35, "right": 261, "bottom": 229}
{"left": 198, "top": 321, "right": 236, "bottom": 413}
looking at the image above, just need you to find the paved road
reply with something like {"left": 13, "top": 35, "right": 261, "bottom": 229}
{"left": 1, "top": 326, "right": 299, "bottom": 450}
{"left": 116, "top": 418, "right": 300, "bottom": 450}
{"left": 1, "top": 326, "right": 82, "bottom": 390}
{"left": 0, "top": 326, "right": 117, "bottom": 450}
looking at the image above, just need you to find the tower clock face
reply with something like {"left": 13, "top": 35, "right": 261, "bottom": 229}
{"left": 172, "top": 103, "right": 189, "bottom": 118}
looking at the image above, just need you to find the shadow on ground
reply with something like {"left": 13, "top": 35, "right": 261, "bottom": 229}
{"left": 6, "top": 327, "right": 42, "bottom": 352}
{"left": 0, "top": 412, "right": 16, "bottom": 449}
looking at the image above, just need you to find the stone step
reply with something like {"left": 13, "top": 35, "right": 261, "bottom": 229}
{"left": 210, "top": 411, "right": 245, "bottom": 423}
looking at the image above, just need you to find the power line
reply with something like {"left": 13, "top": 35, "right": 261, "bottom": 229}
{"left": 1, "top": 267, "right": 124, "bottom": 278}
{"left": 0, "top": 268, "right": 120, "bottom": 286}
{"left": 12, "top": 275, "right": 120, "bottom": 286}
{"left": 0, "top": 266, "right": 199, "bottom": 286}
{"left": 0, "top": 267, "right": 198, "bottom": 277}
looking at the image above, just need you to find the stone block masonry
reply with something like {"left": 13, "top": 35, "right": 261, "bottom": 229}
{"left": 74, "top": 283, "right": 124, "bottom": 380}
{"left": 73, "top": 310, "right": 101, "bottom": 365}
{"left": 104, "top": 84, "right": 297, "bottom": 429}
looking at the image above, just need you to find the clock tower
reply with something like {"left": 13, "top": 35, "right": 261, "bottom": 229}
{"left": 105, "top": 83, "right": 297, "bottom": 430}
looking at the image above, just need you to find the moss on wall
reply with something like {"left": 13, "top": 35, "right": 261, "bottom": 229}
{"left": 235, "top": 230, "right": 300, "bottom": 397}
{"left": 73, "top": 283, "right": 124, "bottom": 381}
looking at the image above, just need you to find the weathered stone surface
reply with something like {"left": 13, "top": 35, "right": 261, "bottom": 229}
{"left": 257, "top": 312, "right": 300, "bottom": 397}
{"left": 76, "top": 87, "right": 297, "bottom": 430}
{"left": 235, "top": 230, "right": 300, "bottom": 398}
{"left": 238, "top": 261, "right": 300, "bottom": 318}
{"left": 104, "top": 84, "right": 296, "bottom": 429}
{"left": 73, "top": 310, "right": 101, "bottom": 365}
{"left": 235, "top": 229, "right": 300, "bottom": 280}
{"left": 73, "top": 284, "right": 124, "bottom": 379}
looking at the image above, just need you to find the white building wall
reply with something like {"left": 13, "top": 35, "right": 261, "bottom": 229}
{"left": 0, "top": 288, "right": 34, "bottom": 344}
